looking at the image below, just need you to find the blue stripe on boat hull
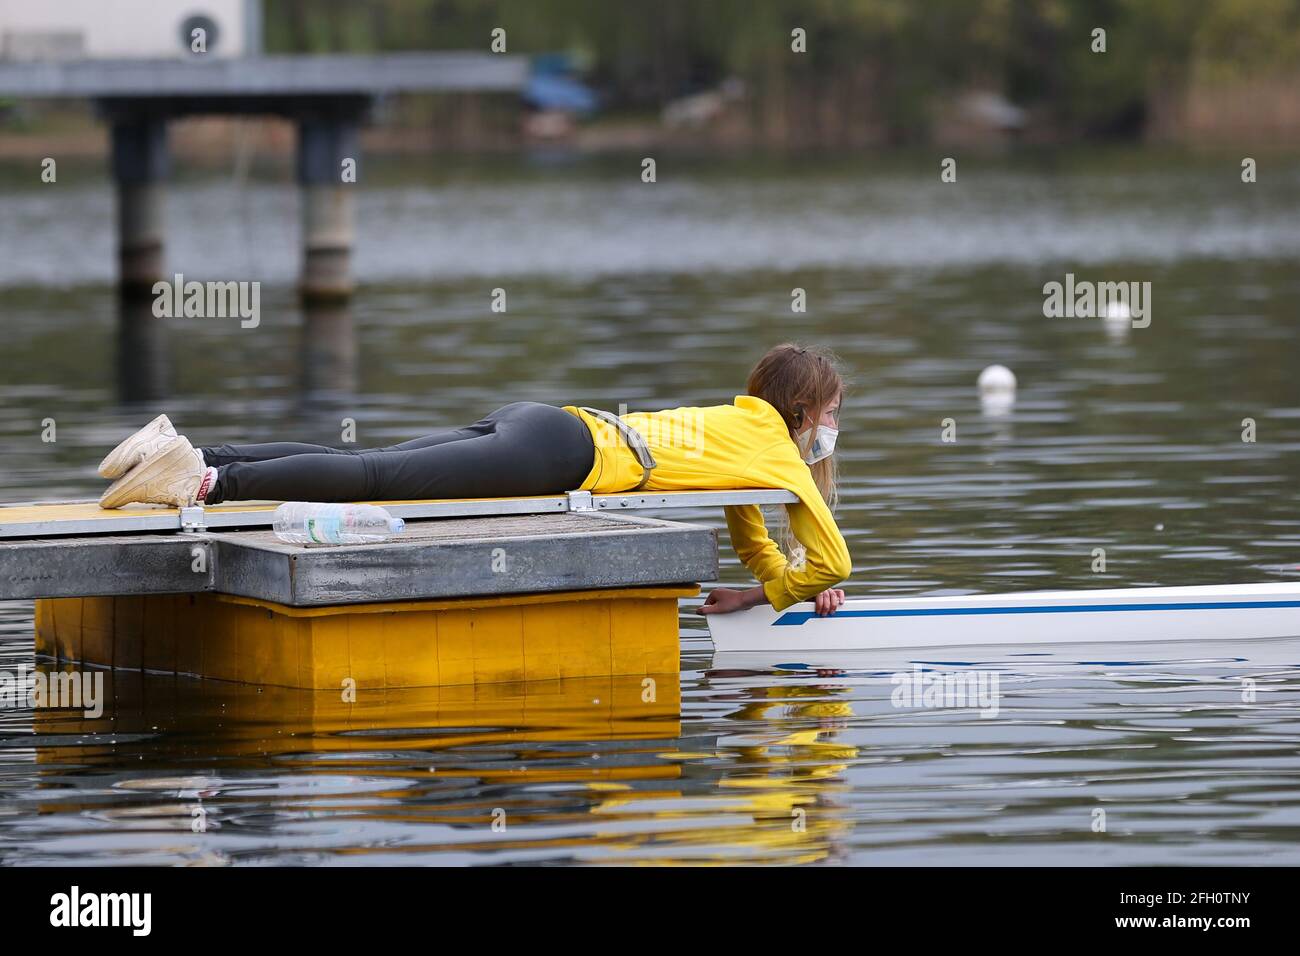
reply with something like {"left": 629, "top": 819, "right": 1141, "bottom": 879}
{"left": 773, "top": 600, "right": 1300, "bottom": 626}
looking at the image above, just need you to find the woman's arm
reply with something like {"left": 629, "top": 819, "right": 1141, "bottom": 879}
{"left": 724, "top": 504, "right": 788, "bottom": 582}
{"left": 750, "top": 452, "right": 852, "bottom": 611}
{"left": 702, "top": 506, "right": 782, "bottom": 617}
{"left": 699, "top": 585, "right": 767, "bottom": 614}
{"left": 711, "top": 472, "right": 851, "bottom": 614}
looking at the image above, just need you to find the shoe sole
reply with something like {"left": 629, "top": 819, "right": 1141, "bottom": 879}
{"left": 97, "top": 414, "right": 176, "bottom": 479}
{"left": 99, "top": 437, "right": 200, "bottom": 510}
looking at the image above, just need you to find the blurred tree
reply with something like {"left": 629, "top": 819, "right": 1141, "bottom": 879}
{"left": 261, "top": 0, "right": 1300, "bottom": 144}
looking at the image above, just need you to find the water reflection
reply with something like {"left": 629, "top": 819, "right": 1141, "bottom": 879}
{"left": 115, "top": 297, "right": 170, "bottom": 405}
{"left": 15, "top": 669, "right": 685, "bottom": 864}
{"left": 30, "top": 667, "right": 681, "bottom": 760}
{"left": 13, "top": 666, "right": 865, "bottom": 865}
{"left": 111, "top": 296, "right": 359, "bottom": 413}
{"left": 298, "top": 302, "right": 358, "bottom": 405}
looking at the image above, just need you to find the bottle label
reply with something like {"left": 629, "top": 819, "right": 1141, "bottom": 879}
{"left": 306, "top": 513, "right": 341, "bottom": 543}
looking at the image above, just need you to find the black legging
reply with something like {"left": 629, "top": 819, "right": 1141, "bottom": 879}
{"left": 199, "top": 402, "right": 595, "bottom": 504}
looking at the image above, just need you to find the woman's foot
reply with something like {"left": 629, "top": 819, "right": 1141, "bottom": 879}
{"left": 97, "top": 414, "right": 178, "bottom": 478}
{"left": 99, "top": 436, "right": 214, "bottom": 509}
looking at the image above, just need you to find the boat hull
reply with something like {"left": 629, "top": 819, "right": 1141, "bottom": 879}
{"left": 706, "top": 583, "right": 1300, "bottom": 651}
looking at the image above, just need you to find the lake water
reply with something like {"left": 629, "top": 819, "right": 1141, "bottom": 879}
{"left": 1, "top": 150, "right": 1299, "bottom": 864}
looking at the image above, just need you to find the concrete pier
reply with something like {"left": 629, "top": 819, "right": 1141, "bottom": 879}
{"left": 0, "top": 54, "right": 529, "bottom": 300}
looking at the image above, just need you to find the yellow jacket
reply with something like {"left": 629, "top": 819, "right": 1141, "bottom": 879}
{"left": 563, "top": 396, "right": 851, "bottom": 611}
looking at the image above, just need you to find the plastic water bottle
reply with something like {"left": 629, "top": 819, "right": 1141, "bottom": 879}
{"left": 272, "top": 502, "right": 406, "bottom": 545}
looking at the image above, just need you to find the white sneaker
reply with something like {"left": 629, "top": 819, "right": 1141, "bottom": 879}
{"left": 97, "top": 414, "right": 179, "bottom": 479}
{"left": 99, "top": 436, "right": 209, "bottom": 509}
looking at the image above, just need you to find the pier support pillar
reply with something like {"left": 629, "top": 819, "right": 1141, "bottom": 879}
{"left": 296, "top": 117, "right": 358, "bottom": 303}
{"left": 110, "top": 118, "right": 169, "bottom": 298}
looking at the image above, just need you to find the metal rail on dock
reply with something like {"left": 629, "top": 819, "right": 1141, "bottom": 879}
{"left": 0, "top": 489, "right": 799, "bottom": 539}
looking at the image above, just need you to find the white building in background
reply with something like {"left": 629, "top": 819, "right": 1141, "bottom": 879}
{"left": 0, "top": 0, "right": 261, "bottom": 60}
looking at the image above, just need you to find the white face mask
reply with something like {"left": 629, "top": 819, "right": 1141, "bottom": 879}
{"left": 797, "top": 423, "right": 838, "bottom": 464}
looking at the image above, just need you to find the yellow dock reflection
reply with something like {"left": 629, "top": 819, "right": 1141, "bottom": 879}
{"left": 24, "top": 665, "right": 860, "bottom": 864}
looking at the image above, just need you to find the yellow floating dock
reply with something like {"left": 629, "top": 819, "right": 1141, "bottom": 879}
{"left": 36, "top": 585, "right": 692, "bottom": 689}
{"left": 4, "top": 490, "right": 786, "bottom": 689}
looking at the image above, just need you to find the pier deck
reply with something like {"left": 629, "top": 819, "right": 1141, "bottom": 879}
{"left": 0, "top": 511, "right": 718, "bottom": 605}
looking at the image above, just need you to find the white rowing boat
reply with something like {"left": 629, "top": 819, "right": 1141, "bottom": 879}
{"left": 705, "top": 582, "right": 1300, "bottom": 651}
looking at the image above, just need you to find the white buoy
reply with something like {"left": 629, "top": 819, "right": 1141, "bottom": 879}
{"left": 1103, "top": 299, "right": 1131, "bottom": 323}
{"left": 978, "top": 364, "right": 1017, "bottom": 415}
{"left": 1103, "top": 299, "right": 1132, "bottom": 342}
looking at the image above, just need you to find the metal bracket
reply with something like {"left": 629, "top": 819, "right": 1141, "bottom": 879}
{"left": 566, "top": 490, "right": 594, "bottom": 512}
{"left": 179, "top": 505, "right": 207, "bottom": 532}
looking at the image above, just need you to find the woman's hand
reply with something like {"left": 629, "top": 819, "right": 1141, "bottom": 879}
{"left": 813, "top": 588, "right": 846, "bottom": 617}
{"left": 700, "top": 586, "right": 844, "bottom": 616}
{"left": 699, "top": 586, "right": 763, "bottom": 615}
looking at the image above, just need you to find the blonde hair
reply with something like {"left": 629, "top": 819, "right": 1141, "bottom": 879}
{"left": 745, "top": 343, "right": 845, "bottom": 559}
